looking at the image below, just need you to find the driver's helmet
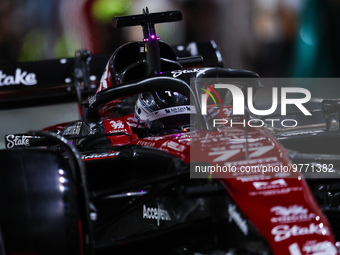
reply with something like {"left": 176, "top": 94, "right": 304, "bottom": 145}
{"left": 134, "top": 91, "right": 192, "bottom": 134}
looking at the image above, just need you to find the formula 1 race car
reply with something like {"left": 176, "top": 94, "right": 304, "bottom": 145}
{"left": 2, "top": 7, "right": 340, "bottom": 255}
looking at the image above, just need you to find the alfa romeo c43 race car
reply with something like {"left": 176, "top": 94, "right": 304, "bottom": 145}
{"left": 2, "top": 8, "right": 340, "bottom": 255}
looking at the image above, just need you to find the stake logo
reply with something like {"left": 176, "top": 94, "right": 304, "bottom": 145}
{"left": 271, "top": 223, "right": 329, "bottom": 242}
{"left": 5, "top": 134, "right": 30, "bottom": 148}
{"left": 0, "top": 68, "right": 37, "bottom": 86}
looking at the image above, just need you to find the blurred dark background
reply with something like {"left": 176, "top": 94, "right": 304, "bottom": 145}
{"left": 1, "top": 0, "right": 340, "bottom": 77}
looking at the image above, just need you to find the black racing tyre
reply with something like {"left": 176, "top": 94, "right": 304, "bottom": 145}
{"left": 0, "top": 148, "right": 83, "bottom": 255}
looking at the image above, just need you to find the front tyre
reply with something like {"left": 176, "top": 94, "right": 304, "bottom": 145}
{"left": 0, "top": 149, "right": 83, "bottom": 255}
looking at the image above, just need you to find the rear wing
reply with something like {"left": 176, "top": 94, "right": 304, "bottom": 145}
{"left": 0, "top": 41, "right": 223, "bottom": 109}
{"left": 0, "top": 51, "right": 110, "bottom": 109}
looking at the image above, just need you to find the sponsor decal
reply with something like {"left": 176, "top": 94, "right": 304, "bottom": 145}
{"left": 164, "top": 105, "right": 190, "bottom": 114}
{"left": 104, "top": 119, "right": 130, "bottom": 134}
{"left": 63, "top": 122, "right": 82, "bottom": 135}
{"left": 163, "top": 140, "right": 186, "bottom": 152}
{"left": 98, "top": 62, "right": 110, "bottom": 91}
{"left": 136, "top": 105, "right": 194, "bottom": 122}
{"left": 143, "top": 136, "right": 164, "bottom": 141}
{"left": 288, "top": 242, "right": 302, "bottom": 255}
{"left": 109, "top": 130, "right": 129, "bottom": 134}
{"left": 226, "top": 157, "right": 279, "bottom": 168}
{"left": 143, "top": 204, "right": 171, "bottom": 226}
{"left": 302, "top": 240, "right": 337, "bottom": 255}
{"left": 271, "top": 223, "right": 329, "bottom": 242}
{"left": 88, "top": 95, "right": 96, "bottom": 106}
{"left": 253, "top": 179, "right": 287, "bottom": 190}
{"left": 136, "top": 140, "right": 156, "bottom": 147}
{"left": 82, "top": 151, "right": 119, "bottom": 160}
{"left": 249, "top": 186, "right": 303, "bottom": 197}
{"left": 5, "top": 134, "right": 30, "bottom": 148}
{"left": 171, "top": 68, "right": 206, "bottom": 78}
{"left": 272, "top": 205, "right": 308, "bottom": 216}
{"left": 228, "top": 204, "right": 248, "bottom": 235}
{"left": 110, "top": 120, "right": 124, "bottom": 129}
{"left": 0, "top": 68, "right": 37, "bottom": 86}
{"left": 288, "top": 241, "right": 337, "bottom": 255}
{"left": 236, "top": 175, "right": 271, "bottom": 182}
{"left": 270, "top": 205, "right": 316, "bottom": 224}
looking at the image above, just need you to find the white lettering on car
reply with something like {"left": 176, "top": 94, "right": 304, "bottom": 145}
{"left": 302, "top": 240, "right": 337, "bottom": 255}
{"left": 228, "top": 204, "right": 248, "bottom": 235}
{"left": 171, "top": 68, "right": 206, "bottom": 78}
{"left": 253, "top": 179, "right": 287, "bottom": 190}
{"left": 271, "top": 223, "right": 329, "bottom": 242}
{"left": 110, "top": 120, "right": 124, "bottom": 129}
{"left": 270, "top": 205, "right": 316, "bottom": 224}
{"left": 5, "top": 135, "right": 30, "bottom": 148}
{"left": 143, "top": 205, "right": 171, "bottom": 226}
{"left": 0, "top": 68, "right": 37, "bottom": 86}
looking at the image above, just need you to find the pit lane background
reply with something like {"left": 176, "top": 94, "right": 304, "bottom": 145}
{"left": 0, "top": 103, "right": 78, "bottom": 149}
